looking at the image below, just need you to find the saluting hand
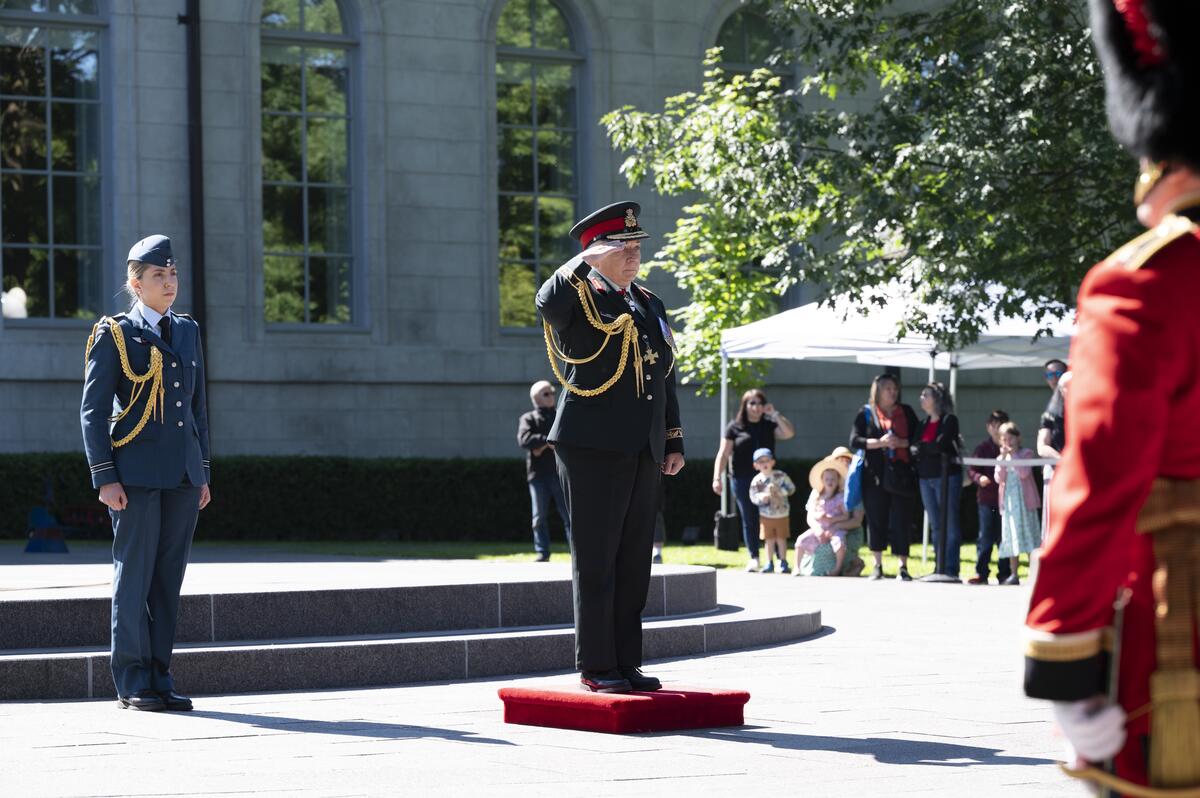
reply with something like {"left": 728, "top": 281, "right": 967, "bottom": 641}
{"left": 99, "top": 482, "right": 128, "bottom": 511}
{"left": 198, "top": 484, "right": 212, "bottom": 510}
{"left": 662, "top": 453, "right": 685, "bottom": 476}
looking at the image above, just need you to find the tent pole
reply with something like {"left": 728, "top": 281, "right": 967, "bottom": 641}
{"left": 949, "top": 358, "right": 958, "bottom": 406}
{"left": 720, "top": 351, "right": 729, "bottom": 516}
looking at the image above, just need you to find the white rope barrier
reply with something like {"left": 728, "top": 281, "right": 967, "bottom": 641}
{"left": 913, "top": 456, "right": 1059, "bottom": 568}
{"left": 958, "top": 456, "right": 1058, "bottom": 467}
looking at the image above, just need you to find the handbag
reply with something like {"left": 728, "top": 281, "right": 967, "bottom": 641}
{"left": 847, "top": 406, "right": 870, "bottom": 507}
{"left": 713, "top": 509, "right": 742, "bottom": 551}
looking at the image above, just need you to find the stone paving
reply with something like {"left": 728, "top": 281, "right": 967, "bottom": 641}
{"left": 0, "top": 567, "right": 1075, "bottom": 797}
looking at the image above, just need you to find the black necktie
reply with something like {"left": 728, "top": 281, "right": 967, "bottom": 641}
{"left": 618, "top": 288, "right": 642, "bottom": 317}
{"left": 157, "top": 317, "right": 172, "bottom": 346}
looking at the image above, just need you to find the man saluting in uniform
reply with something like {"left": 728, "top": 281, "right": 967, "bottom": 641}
{"left": 1024, "top": 3, "right": 1200, "bottom": 795}
{"left": 537, "top": 201, "right": 685, "bottom": 694}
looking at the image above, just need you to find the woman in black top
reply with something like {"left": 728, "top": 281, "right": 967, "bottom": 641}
{"left": 913, "top": 382, "right": 962, "bottom": 578}
{"left": 849, "top": 374, "right": 919, "bottom": 580}
{"left": 712, "top": 389, "right": 795, "bottom": 571}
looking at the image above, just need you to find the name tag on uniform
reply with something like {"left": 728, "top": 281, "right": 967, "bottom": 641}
{"left": 659, "top": 317, "right": 677, "bottom": 351}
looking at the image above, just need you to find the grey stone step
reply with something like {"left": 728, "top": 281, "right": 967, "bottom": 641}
{"left": 0, "top": 606, "right": 821, "bottom": 700}
{"left": 0, "top": 568, "right": 717, "bottom": 649}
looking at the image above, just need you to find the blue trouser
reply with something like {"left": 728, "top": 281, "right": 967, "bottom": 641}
{"left": 109, "top": 484, "right": 200, "bottom": 698}
{"left": 919, "top": 475, "right": 962, "bottom": 577}
{"left": 975, "top": 503, "right": 1011, "bottom": 581}
{"left": 529, "top": 471, "right": 571, "bottom": 556}
{"left": 730, "top": 474, "right": 760, "bottom": 560}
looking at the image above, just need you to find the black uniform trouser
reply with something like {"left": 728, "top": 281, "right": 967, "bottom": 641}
{"left": 555, "top": 443, "right": 659, "bottom": 672}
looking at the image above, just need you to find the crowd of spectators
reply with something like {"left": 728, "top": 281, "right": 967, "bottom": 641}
{"left": 523, "top": 358, "right": 1067, "bottom": 577}
{"left": 710, "top": 362, "right": 1065, "bottom": 581}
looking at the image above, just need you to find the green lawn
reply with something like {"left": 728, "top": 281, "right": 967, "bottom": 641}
{"left": 189, "top": 539, "right": 1030, "bottom": 580}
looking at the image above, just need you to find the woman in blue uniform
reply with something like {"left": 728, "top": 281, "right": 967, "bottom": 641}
{"left": 80, "top": 234, "right": 211, "bottom": 711}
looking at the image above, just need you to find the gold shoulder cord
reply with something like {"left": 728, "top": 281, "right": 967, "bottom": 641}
{"left": 84, "top": 318, "right": 165, "bottom": 447}
{"left": 543, "top": 275, "right": 644, "bottom": 398}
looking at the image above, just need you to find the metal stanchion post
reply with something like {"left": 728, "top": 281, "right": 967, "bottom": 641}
{"left": 921, "top": 452, "right": 961, "bottom": 583}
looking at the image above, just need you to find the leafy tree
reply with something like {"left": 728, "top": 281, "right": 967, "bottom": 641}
{"left": 603, "top": 0, "right": 1137, "bottom": 391}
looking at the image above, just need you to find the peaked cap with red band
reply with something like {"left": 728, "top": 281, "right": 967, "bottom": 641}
{"left": 1090, "top": 0, "right": 1200, "bottom": 167}
{"left": 569, "top": 201, "right": 650, "bottom": 249}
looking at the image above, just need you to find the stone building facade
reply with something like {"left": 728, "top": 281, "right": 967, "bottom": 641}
{"left": 0, "top": 0, "right": 1056, "bottom": 464}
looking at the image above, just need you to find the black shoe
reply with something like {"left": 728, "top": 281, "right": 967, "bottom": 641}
{"left": 619, "top": 667, "right": 662, "bottom": 692}
{"left": 898, "top": 566, "right": 912, "bottom": 582}
{"left": 868, "top": 565, "right": 884, "bottom": 581}
{"left": 1002, "top": 574, "right": 1020, "bottom": 586}
{"left": 158, "top": 690, "right": 193, "bottom": 711}
{"left": 534, "top": 553, "right": 551, "bottom": 562}
{"left": 118, "top": 690, "right": 165, "bottom": 711}
{"left": 581, "top": 670, "right": 632, "bottom": 693}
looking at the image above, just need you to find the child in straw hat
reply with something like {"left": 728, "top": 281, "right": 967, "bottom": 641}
{"left": 748, "top": 448, "right": 796, "bottom": 573}
{"left": 797, "top": 456, "right": 852, "bottom": 575}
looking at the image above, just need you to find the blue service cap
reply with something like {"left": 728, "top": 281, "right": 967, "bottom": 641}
{"left": 126, "top": 235, "right": 175, "bottom": 268}
{"left": 752, "top": 447, "right": 774, "bottom": 462}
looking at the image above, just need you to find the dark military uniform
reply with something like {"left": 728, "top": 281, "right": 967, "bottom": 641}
{"left": 536, "top": 202, "right": 684, "bottom": 687}
{"left": 80, "top": 235, "right": 210, "bottom": 710}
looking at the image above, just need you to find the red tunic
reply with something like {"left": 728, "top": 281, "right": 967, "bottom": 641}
{"left": 1024, "top": 210, "right": 1200, "bottom": 789}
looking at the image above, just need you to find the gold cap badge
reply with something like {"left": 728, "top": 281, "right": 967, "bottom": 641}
{"left": 625, "top": 209, "right": 637, "bottom": 229}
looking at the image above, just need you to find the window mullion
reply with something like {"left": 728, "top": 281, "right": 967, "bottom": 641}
{"left": 43, "top": 44, "right": 55, "bottom": 319}
{"left": 528, "top": 0, "right": 536, "bottom": 50}
{"left": 531, "top": 63, "right": 540, "bottom": 271}
{"left": 299, "top": 47, "right": 311, "bottom": 324}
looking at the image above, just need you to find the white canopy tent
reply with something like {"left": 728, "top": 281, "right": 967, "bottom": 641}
{"left": 715, "top": 296, "right": 1076, "bottom": 539}
{"left": 718, "top": 296, "right": 1076, "bottom": 435}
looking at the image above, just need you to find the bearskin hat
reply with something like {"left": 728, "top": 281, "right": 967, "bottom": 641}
{"left": 1089, "top": 0, "right": 1200, "bottom": 168}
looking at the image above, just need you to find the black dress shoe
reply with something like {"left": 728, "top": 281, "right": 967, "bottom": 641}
{"left": 118, "top": 690, "right": 165, "bottom": 711}
{"left": 158, "top": 690, "right": 193, "bottom": 711}
{"left": 619, "top": 667, "right": 662, "bottom": 692}
{"left": 580, "top": 670, "right": 632, "bottom": 693}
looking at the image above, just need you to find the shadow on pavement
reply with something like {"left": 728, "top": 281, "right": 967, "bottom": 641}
{"left": 669, "top": 728, "right": 1057, "bottom": 767}
{"left": 187, "top": 710, "right": 516, "bottom": 746}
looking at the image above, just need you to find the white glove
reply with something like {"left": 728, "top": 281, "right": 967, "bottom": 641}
{"left": 1053, "top": 698, "right": 1127, "bottom": 763}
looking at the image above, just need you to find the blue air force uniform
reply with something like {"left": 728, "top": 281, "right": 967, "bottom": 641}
{"left": 79, "top": 235, "right": 210, "bottom": 707}
{"left": 536, "top": 202, "right": 684, "bottom": 693}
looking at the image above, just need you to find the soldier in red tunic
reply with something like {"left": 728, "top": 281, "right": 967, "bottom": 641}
{"left": 1024, "top": 2, "right": 1200, "bottom": 795}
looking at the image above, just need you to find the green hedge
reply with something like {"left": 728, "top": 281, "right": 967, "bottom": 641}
{"left": 0, "top": 454, "right": 981, "bottom": 542}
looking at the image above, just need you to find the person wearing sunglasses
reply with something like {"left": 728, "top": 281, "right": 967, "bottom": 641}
{"left": 712, "top": 389, "right": 796, "bottom": 572}
{"left": 517, "top": 380, "right": 572, "bottom": 562}
{"left": 1042, "top": 359, "right": 1067, "bottom": 393}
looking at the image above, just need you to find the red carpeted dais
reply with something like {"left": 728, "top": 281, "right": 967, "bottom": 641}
{"left": 498, "top": 686, "right": 750, "bottom": 734}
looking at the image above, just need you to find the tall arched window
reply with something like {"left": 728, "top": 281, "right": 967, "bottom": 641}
{"left": 495, "top": 0, "right": 581, "bottom": 329}
{"left": 1, "top": 1, "right": 105, "bottom": 321}
{"left": 715, "top": 7, "right": 786, "bottom": 77}
{"left": 260, "top": 0, "right": 356, "bottom": 325}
